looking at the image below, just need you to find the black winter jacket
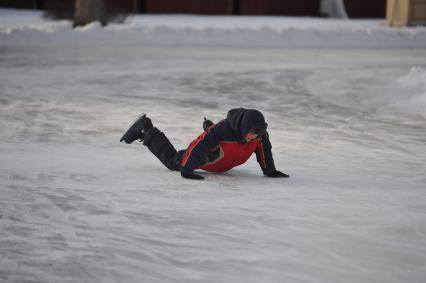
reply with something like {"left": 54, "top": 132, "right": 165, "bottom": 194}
{"left": 180, "top": 108, "right": 276, "bottom": 175}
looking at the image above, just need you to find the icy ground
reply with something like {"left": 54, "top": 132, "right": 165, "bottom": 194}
{"left": 1, "top": 9, "right": 426, "bottom": 283}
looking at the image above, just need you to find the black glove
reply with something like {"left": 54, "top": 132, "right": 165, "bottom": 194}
{"left": 265, "top": 170, "right": 289, "bottom": 178}
{"left": 181, "top": 171, "right": 204, "bottom": 180}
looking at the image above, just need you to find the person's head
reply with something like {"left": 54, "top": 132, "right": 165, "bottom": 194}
{"left": 226, "top": 108, "right": 268, "bottom": 142}
{"left": 244, "top": 121, "right": 268, "bottom": 142}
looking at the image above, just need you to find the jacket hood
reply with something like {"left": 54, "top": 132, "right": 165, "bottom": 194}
{"left": 226, "top": 108, "right": 267, "bottom": 141}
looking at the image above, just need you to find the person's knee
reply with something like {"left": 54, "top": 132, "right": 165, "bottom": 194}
{"left": 170, "top": 151, "right": 184, "bottom": 171}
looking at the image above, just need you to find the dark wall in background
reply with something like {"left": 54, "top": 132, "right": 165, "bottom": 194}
{"left": 0, "top": 0, "right": 73, "bottom": 11}
{"left": 0, "top": 0, "right": 35, "bottom": 9}
{"left": 0, "top": 0, "right": 388, "bottom": 18}
{"left": 239, "top": 0, "right": 319, "bottom": 16}
{"left": 106, "top": 0, "right": 136, "bottom": 13}
{"left": 44, "top": 0, "right": 74, "bottom": 12}
{"left": 344, "top": 0, "right": 386, "bottom": 18}
{"left": 143, "top": 0, "right": 231, "bottom": 15}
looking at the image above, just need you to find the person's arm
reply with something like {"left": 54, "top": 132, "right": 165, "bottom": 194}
{"left": 180, "top": 128, "right": 220, "bottom": 180}
{"left": 255, "top": 132, "right": 289, "bottom": 178}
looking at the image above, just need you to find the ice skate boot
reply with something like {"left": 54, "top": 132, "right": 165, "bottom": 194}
{"left": 120, "top": 114, "right": 153, "bottom": 144}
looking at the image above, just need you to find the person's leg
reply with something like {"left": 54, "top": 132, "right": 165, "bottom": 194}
{"left": 143, "top": 128, "right": 182, "bottom": 171}
{"left": 174, "top": 150, "right": 186, "bottom": 171}
{"left": 121, "top": 114, "right": 183, "bottom": 171}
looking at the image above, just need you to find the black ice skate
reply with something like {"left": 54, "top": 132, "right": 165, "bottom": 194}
{"left": 120, "top": 113, "right": 153, "bottom": 144}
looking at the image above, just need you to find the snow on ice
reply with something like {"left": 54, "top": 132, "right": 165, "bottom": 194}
{"left": 0, "top": 8, "right": 426, "bottom": 283}
{"left": 1, "top": 8, "right": 426, "bottom": 48}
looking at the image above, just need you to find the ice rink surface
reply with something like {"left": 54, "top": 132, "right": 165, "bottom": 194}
{"left": 1, "top": 9, "right": 426, "bottom": 283}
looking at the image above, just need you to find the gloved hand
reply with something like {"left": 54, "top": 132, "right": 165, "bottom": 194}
{"left": 181, "top": 171, "right": 204, "bottom": 180}
{"left": 265, "top": 170, "right": 289, "bottom": 178}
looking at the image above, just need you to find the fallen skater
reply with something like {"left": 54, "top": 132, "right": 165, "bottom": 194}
{"left": 120, "top": 108, "right": 289, "bottom": 180}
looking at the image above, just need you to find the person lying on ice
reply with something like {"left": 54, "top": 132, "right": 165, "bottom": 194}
{"left": 120, "top": 108, "right": 289, "bottom": 180}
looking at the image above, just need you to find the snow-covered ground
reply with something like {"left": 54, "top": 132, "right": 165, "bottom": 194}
{"left": 1, "top": 8, "right": 426, "bottom": 48}
{"left": 1, "top": 8, "right": 426, "bottom": 283}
